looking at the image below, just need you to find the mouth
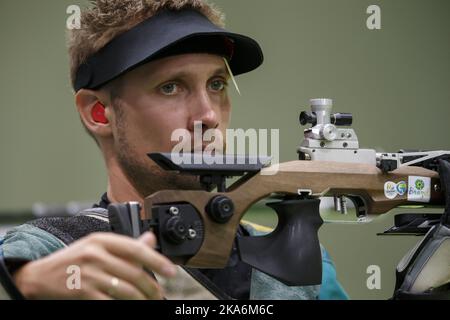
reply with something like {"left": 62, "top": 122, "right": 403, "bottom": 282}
{"left": 169, "top": 140, "right": 224, "bottom": 154}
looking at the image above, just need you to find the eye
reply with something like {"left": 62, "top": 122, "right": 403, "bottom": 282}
{"left": 209, "top": 79, "right": 227, "bottom": 92}
{"left": 159, "top": 83, "right": 180, "bottom": 95}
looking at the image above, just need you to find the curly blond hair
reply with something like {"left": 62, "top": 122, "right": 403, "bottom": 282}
{"left": 67, "top": 0, "right": 225, "bottom": 89}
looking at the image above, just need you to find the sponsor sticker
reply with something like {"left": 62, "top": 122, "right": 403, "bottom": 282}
{"left": 407, "top": 176, "right": 431, "bottom": 203}
{"left": 384, "top": 181, "right": 397, "bottom": 199}
{"left": 396, "top": 181, "right": 407, "bottom": 196}
{"left": 384, "top": 181, "right": 408, "bottom": 199}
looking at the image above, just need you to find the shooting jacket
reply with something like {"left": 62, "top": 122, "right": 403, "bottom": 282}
{"left": 0, "top": 195, "right": 348, "bottom": 300}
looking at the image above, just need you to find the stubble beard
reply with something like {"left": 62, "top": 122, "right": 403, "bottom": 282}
{"left": 113, "top": 107, "right": 203, "bottom": 199}
{"left": 116, "top": 134, "right": 203, "bottom": 198}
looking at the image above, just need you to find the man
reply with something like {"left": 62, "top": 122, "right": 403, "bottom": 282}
{"left": 0, "top": 0, "right": 348, "bottom": 300}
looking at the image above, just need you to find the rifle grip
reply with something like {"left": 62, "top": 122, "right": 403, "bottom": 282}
{"left": 108, "top": 203, "right": 133, "bottom": 237}
{"left": 237, "top": 198, "right": 324, "bottom": 286}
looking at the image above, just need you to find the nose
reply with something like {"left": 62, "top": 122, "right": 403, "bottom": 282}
{"left": 187, "top": 89, "right": 219, "bottom": 133}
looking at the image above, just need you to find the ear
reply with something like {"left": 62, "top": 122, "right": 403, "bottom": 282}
{"left": 75, "top": 89, "right": 113, "bottom": 139}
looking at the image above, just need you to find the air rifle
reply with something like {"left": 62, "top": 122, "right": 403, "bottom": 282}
{"left": 109, "top": 98, "right": 449, "bottom": 288}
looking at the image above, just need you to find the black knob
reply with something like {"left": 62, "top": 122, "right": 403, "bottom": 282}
{"left": 299, "top": 111, "right": 317, "bottom": 126}
{"left": 163, "top": 216, "right": 188, "bottom": 244}
{"left": 331, "top": 113, "right": 353, "bottom": 126}
{"left": 206, "top": 196, "right": 235, "bottom": 224}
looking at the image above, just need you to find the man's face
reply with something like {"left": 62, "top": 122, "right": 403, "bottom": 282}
{"left": 107, "top": 53, "right": 232, "bottom": 196}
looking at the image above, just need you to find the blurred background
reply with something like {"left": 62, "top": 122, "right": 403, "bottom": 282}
{"left": 0, "top": 0, "right": 449, "bottom": 299}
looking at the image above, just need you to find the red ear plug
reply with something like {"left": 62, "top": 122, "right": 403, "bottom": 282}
{"left": 92, "top": 102, "right": 108, "bottom": 124}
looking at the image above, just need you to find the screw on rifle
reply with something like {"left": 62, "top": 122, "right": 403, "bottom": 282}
{"left": 434, "top": 184, "right": 440, "bottom": 192}
{"left": 169, "top": 206, "right": 179, "bottom": 215}
{"left": 206, "top": 196, "right": 235, "bottom": 224}
{"left": 188, "top": 228, "right": 197, "bottom": 239}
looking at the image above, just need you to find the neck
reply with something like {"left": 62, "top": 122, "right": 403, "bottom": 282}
{"left": 105, "top": 157, "right": 143, "bottom": 205}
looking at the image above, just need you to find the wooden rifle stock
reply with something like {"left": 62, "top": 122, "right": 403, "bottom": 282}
{"left": 143, "top": 160, "right": 443, "bottom": 269}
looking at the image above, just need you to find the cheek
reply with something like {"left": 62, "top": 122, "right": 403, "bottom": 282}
{"left": 139, "top": 111, "right": 191, "bottom": 152}
{"left": 123, "top": 101, "right": 190, "bottom": 152}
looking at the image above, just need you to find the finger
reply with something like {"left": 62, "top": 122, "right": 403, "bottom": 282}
{"left": 92, "top": 271, "right": 147, "bottom": 300}
{"left": 91, "top": 249, "right": 164, "bottom": 300}
{"left": 91, "top": 233, "right": 177, "bottom": 278}
{"left": 139, "top": 232, "right": 156, "bottom": 248}
{"left": 85, "top": 290, "right": 113, "bottom": 300}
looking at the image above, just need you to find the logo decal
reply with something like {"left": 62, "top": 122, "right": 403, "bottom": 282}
{"left": 384, "top": 181, "right": 397, "bottom": 199}
{"left": 415, "top": 179, "right": 425, "bottom": 191}
{"left": 396, "top": 181, "right": 407, "bottom": 196}
{"left": 408, "top": 176, "right": 431, "bottom": 203}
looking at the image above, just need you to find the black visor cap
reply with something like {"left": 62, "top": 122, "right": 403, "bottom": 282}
{"left": 74, "top": 9, "right": 264, "bottom": 92}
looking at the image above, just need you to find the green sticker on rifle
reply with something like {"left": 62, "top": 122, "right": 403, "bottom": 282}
{"left": 407, "top": 176, "right": 431, "bottom": 203}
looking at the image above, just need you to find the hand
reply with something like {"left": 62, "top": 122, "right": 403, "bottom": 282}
{"left": 13, "top": 232, "right": 177, "bottom": 300}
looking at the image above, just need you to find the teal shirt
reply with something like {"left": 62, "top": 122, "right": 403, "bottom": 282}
{"left": 2, "top": 224, "right": 66, "bottom": 261}
{"left": 319, "top": 248, "right": 349, "bottom": 300}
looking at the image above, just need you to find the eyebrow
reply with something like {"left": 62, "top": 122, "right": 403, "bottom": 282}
{"left": 212, "top": 67, "right": 230, "bottom": 78}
